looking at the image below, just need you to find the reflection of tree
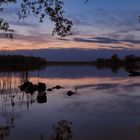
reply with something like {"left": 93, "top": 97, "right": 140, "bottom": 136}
{"left": 39, "top": 120, "right": 73, "bottom": 140}
{"left": 0, "top": 117, "right": 15, "bottom": 140}
{"left": 0, "top": 75, "right": 16, "bottom": 140}
{"left": 51, "top": 120, "right": 73, "bottom": 140}
{"left": 0, "top": 73, "right": 74, "bottom": 140}
{"left": 0, "top": 73, "right": 41, "bottom": 139}
{"left": 95, "top": 54, "right": 140, "bottom": 73}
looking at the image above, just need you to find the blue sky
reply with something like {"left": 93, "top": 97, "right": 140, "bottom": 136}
{"left": 0, "top": 0, "right": 140, "bottom": 60}
{"left": 65, "top": 0, "right": 140, "bottom": 11}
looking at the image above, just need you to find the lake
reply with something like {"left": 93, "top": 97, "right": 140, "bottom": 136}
{"left": 0, "top": 65, "right": 140, "bottom": 140}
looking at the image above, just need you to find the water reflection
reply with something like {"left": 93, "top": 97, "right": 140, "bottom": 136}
{"left": 37, "top": 120, "right": 73, "bottom": 140}
{"left": 0, "top": 117, "right": 15, "bottom": 140}
{"left": 51, "top": 120, "right": 73, "bottom": 140}
{"left": 0, "top": 66, "right": 139, "bottom": 140}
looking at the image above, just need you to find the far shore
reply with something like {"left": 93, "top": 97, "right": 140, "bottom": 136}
{"left": 0, "top": 54, "right": 139, "bottom": 72}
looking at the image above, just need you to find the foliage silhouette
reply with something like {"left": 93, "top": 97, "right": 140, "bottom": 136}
{"left": 0, "top": 0, "right": 73, "bottom": 38}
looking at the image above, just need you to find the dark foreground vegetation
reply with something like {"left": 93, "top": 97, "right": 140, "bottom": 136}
{"left": 0, "top": 55, "right": 46, "bottom": 72}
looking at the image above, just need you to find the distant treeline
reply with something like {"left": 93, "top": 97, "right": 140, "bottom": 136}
{"left": 46, "top": 54, "right": 140, "bottom": 73}
{"left": 0, "top": 54, "right": 140, "bottom": 73}
{"left": 94, "top": 54, "right": 140, "bottom": 73}
{"left": 0, "top": 55, "right": 46, "bottom": 72}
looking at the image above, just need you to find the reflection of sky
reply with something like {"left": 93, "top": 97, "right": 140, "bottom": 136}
{"left": 29, "top": 66, "right": 128, "bottom": 78}
{"left": 0, "top": 68, "right": 140, "bottom": 140}
{"left": 0, "top": 0, "right": 140, "bottom": 60}
{"left": 0, "top": 66, "right": 139, "bottom": 87}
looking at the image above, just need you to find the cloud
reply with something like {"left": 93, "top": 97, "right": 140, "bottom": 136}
{"left": 71, "top": 15, "right": 93, "bottom": 26}
{"left": 70, "top": 8, "right": 140, "bottom": 38}
{"left": 10, "top": 21, "right": 38, "bottom": 28}
{"left": 56, "top": 38, "right": 70, "bottom": 41}
{"left": 115, "top": 28, "right": 140, "bottom": 34}
{"left": 73, "top": 36, "right": 140, "bottom": 45}
{"left": 103, "top": 46, "right": 131, "bottom": 50}
{"left": 73, "top": 37, "right": 120, "bottom": 43}
{"left": 0, "top": 30, "right": 55, "bottom": 48}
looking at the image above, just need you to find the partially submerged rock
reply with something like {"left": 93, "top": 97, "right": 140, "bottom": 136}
{"left": 53, "top": 85, "right": 63, "bottom": 89}
{"left": 18, "top": 81, "right": 33, "bottom": 91}
{"left": 38, "top": 82, "right": 46, "bottom": 91}
{"left": 25, "top": 84, "right": 38, "bottom": 94}
{"left": 47, "top": 88, "right": 53, "bottom": 91}
{"left": 19, "top": 81, "right": 46, "bottom": 94}
{"left": 67, "top": 91, "right": 77, "bottom": 96}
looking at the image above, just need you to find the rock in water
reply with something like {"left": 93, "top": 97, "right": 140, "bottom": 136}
{"left": 25, "top": 84, "right": 38, "bottom": 94}
{"left": 67, "top": 91, "right": 76, "bottom": 96}
{"left": 47, "top": 88, "right": 53, "bottom": 92}
{"left": 53, "top": 85, "right": 63, "bottom": 89}
{"left": 38, "top": 82, "right": 46, "bottom": 91}
{"left": 18, "top": 81, "right": 33, "bottom": 91}
{"left": 19, "top": 81, "right": 38, "bottom": 94}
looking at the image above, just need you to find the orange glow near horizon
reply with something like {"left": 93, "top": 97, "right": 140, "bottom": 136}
{"left": 0, "top": 36, "right": 139, "bottom": 51}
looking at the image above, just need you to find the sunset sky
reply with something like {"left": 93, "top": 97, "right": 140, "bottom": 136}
{"left": 0, "top": 0, "right": 140, "bottom": 60}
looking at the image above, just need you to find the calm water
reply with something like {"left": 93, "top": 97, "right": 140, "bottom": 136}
{"left": 0, "top": 66, "right": 140, "bottom": 140}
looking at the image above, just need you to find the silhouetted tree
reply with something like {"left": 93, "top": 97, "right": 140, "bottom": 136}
{"left": 0, "top": 17, "right": 14, "bottom": 39}
{"left": 0, "top": 0, "right": 73, "bottom": 38}
{"left": 110, "top": 54, "right": 121, "bottom": 65}
{"left": 123, "top": 55, "right": 136, "bottom": 68}
{"left": 95, "top": 58, "right": 105, "bottom": 64}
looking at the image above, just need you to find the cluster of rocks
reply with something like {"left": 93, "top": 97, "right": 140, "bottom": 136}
{"left": 19, "top": 81, "right": 46, "bottom": 94}
{"left": 19, "top": 81, "right": 78, "bottom": 103}
{"left": 19, "top": 81, "right": 47, "bottom": 103}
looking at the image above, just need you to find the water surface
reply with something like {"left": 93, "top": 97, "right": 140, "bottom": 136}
{"left": 0, "top": 66, "right": 140, "bottom": 140}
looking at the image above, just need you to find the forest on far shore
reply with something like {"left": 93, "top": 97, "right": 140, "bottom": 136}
{"left": 0, "top": 54, "right": 139, "bottom": 73}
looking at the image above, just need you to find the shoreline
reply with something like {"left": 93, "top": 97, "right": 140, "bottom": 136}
{"left": 0, "top": 54, "right": 139, "bottom": 73}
